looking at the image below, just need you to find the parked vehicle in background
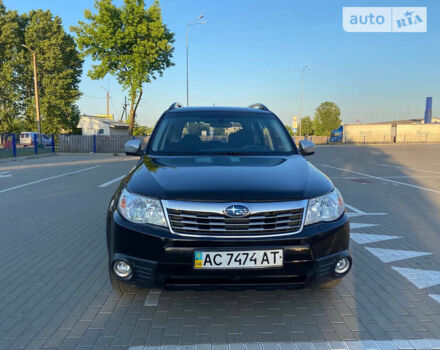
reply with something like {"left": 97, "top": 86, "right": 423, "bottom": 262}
{"left": 19, "top": 132, "right": 52, "bottom": 147}
{"left": 106, "top": 103, "right": 351, "bottom": 294}
{"left": 20, "top": 132, "right": 38, "bottom": 146}
{"left": 40, "top": 134, "right": 52, "bottom": 147}
{"left": 329, "top": 125, "right": 343, "bottom": 142}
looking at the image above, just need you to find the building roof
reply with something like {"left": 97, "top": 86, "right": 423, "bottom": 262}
{"left": 78, "top": 115, "right": 129, "bottom": 129}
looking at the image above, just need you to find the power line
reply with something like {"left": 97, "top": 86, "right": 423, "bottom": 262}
{"left": 82, "top": 95, "right": 105, "bottom": 99}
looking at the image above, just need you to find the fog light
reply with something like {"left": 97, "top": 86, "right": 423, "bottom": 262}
{"left": 113, "top": 260, "right": 132, "bottom": 278}
{"left": 335, "top": 258, "right": 350, "bottom": 274}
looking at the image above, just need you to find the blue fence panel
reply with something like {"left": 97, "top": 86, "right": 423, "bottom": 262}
{"left": 12, "top": 134, "right": 17, "bottom": 157}
{"left": 33, "top": 134, "right": 38, "bottom": 154}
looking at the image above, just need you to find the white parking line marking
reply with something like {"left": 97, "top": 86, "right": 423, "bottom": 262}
{"left": 429, "top": 294, "right": 440, "bottom": 305}
{"left": 392, "top": 267, "right": 440, "bottom": 289}
{"left": 0, "top": 171, "right": 11, "bottom": 178}
{"left": 98, "top": 175, "right": 125, "bottom": 188}
{"left": 365, "top": 247, "right": 431, "bottom": 263}
{"left": 345, "top": 203, "right": 365, "bottom": 214}
{"left": 345, "top": 203, "right": 386, "bottom": 217}
{"left": 379, "top": 163, "right": 440, "bottom": 175}
{"left": 347, "top": 212, "right": 386, "bottom": 218}
{"left": 350, "top": 223, "right": 379, "bottom": 229}
{"left": 350, "top": 233, "right": 400, "bottom": 245}
{"left": 332, "top": 175, "right": 440, "bottom": 179}
{"left": 0, "top": 165, "right": 101, "bottom": 194}
{"left": 322, "top": 164, "right": 440, "bottom": 195}
{"left": 144, "top": 289, "right": 161, "bottom": 307}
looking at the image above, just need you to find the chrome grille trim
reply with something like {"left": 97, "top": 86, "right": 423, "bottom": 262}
{"left": 161, "top": 200, "right": 308, "bottom": 238}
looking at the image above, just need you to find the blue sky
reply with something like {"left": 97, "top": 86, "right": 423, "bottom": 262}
{"left": 4, "top": 0, "right": 439, "bottom": 127}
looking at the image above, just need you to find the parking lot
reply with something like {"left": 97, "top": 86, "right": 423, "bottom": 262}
{"left": 1, "top": 144, "right": 440, "bottom": 350}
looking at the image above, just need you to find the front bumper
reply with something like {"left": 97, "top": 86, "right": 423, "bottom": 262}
{"left": 107, "top": 211, "right": 351, "bottom": 290}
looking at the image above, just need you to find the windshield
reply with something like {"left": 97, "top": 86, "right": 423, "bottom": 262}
{"left": 149, "top": 112, "right": 296, "bottom": 156}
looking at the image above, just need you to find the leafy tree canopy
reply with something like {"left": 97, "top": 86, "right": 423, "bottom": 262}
{"left": 312, "top": 102, "right": 341, "bottom": 136}
{"left": 0, "top": 2, "right": 83, "bottom": 134}
{"left": 133, "top": 124, "right": 153, "bottom": 136}
{"left": 71, "top": 0, "right": 174, "bottom": 135}
{"left": 300, "top": 116, "right": 313, "bottom": 136}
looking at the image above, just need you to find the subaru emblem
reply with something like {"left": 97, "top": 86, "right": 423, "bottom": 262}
{"left": 224, "top": 205, "right": 250, "bottom": 218}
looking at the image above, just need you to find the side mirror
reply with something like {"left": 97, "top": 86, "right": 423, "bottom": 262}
{"left": 299, "top": 140, "right": 315, "bottom": 156}
{"left": 124, "top": 139, "right": 142, "bottom": 156}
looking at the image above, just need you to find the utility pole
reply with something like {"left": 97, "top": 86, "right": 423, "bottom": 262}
{"left": 106, "top": 91, "right": 110, "bottom": 118}
{"left": 120, "top": 96, "right": 128, "bottom": 122}
{"left": 22, "top": 44, "right": 41, "bottom": 143}
{"left": 186, "top": 15, "right": 206, "bottom": 107}
{"left": 292, "top": 65, "right": 310, "bottom": 136}
{"left": 99, "top": 85, "right": 111, "bottom": 119}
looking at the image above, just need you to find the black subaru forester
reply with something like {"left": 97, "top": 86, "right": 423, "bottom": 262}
{"left": 107, "top": 103, "right": 351, "bottom": 293}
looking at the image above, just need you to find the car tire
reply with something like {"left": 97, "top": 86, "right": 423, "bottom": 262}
{"left": 318, "top": 279, "right": 341, "bottom": 289}
{"left": 109, "top": 271, "right": 142, "bottom": 294}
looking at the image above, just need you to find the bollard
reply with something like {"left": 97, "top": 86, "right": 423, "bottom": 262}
{"left": 93, "top": 135, "right": 97, "bottom": 153}
{"left": 51, "top": 134, "right": 55, "bottom": 153}
{"left": 34, "top": 134, "right": 38, "bottom": 154}
{"left": 12, "top": 133, "right": 17, "bottom": 157}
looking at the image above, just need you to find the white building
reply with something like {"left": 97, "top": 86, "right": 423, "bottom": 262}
{"left": 77, "top": 115, "right": 129, "bottom": 136}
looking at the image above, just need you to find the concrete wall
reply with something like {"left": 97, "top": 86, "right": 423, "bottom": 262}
{"left": 344, "top": 124, "right": 393, "bottom": 143}
{"left": 396, "top": 124, "right": 440, "bottom": 143}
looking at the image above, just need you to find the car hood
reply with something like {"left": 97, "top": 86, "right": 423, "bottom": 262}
{"left": 125, "top": 155, "right": 334, "bottom": 201}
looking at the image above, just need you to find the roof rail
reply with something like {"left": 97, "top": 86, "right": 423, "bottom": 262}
{"left": 168, "top": 102, "right": 183, "bottom": 111}
{"left": 248, "top": 103, "right": 269, "bottom": 111}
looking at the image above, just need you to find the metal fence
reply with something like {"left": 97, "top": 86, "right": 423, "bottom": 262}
{"left": 58, "top": 134, "right": 332, "bottom": 153}
{"left": 0, "top": 133, "right": 56, "bottom": 159}
{"left": 58, "top": 135, "right": 149, "bottom": 153}
{"left": 294, "top": 136, "right": 330, "bottom": 144}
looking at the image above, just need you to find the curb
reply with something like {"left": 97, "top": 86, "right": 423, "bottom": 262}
{"left": 0, "top": 152, "right": 57, "bottom": 164}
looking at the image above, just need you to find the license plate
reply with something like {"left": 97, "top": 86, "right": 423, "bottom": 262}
{"left": 194, "top": 249, "right": 283, "bottom": 269}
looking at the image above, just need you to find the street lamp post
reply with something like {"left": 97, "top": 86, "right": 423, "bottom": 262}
{"left": 292, "top": 65, "right": 310, "bottom": 136}
{"left": 186, "top": 15, "right": 205, "bottom": 107}
{"left": 22, "top": 44, "right": 41, "bottom": 143}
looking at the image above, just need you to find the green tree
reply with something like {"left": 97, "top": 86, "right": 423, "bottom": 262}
{"left": 21, "top": 10, "right": 83, "bottom": 134}
{"left": 284, "top": 125, "right": 294, "bottom": 136}
{"left": 0, "top": 2, "right": 83, "bottom": 134}
{"left": 0, "top": 2, "right": 25, "bottom": 132}
{"left": 133, "top": 124, "right": 153, "bottom": 136}
{"left": 72, "top": 0, "right": 175, "bottom": 135}
{"left": 300, "top": 116, "right": 313, "bottom": 136}
{"left": 312, "top": 102, "right": 341, "bottom": 136}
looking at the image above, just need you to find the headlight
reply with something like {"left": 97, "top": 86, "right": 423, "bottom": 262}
{"left": 118, "top": 188, "right": 167, "bottom": 227}
{"left": 304, "top": 188, "right": 345, "bottom": 226}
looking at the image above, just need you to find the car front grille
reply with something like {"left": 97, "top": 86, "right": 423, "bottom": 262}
{"left": 166, "top": 208, "right": 304, "bottom": 236}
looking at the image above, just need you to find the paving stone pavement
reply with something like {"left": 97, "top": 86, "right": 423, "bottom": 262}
{"left": 0, "top": 146, "right": 440, "bottom": 349}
